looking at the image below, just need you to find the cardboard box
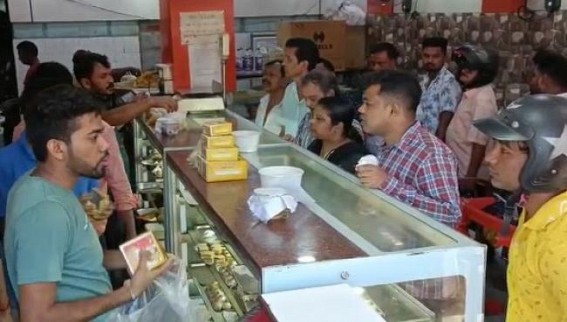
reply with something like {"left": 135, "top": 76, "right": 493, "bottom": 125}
{"left": 119, "top": 232, "right": 168, "bottom": 275}
{"left": 277, "top": 20, "right": 346, "bottom": 71}
{"left": 345, "top": 26, "right": 366, "bottom": 69}
{"left": 201, "top": 146, "right": 239, "bottom": 162}
{"left": 203, "top": 121, "right": 233, "bottom": 137}
{"left": 202, "top": 134, "right": 235, "bottom": 149}
{"left": 196, "top": 156, "right": 248, "bottom": 182}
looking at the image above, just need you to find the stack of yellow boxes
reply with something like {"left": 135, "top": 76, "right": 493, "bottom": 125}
{"left": 196, "top": 121, "right": 248, "bottom": 182}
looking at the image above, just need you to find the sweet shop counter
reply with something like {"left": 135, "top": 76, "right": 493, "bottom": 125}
{"left": 133, "top": 111, "right": 486, "bottom": 322}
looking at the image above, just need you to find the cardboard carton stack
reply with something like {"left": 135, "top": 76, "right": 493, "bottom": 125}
{"left": 277, "top": 20, "right": 366, "bottom": 71}
{"left": 196, "top": 121, "right": 248, "bottom": 182}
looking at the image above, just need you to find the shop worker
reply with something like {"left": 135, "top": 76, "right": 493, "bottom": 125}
{"left": 416, "top": 37, "right": 461, "bottom": 141}
{"left": 73, "top": 51, "right": 177, "bottom": 126}
{"left": 356, "top": 70, "right": 461, "bottom": 228}
{"left": 281, "top": 38, "right": 320, "bottom": 139}
{"left": 73, "top": 51, "right": 176, "bottom": 188}
{"left": 4, "top": 85, "right": 172, "bottom": 321}
{"left": 16, "top": 40, "right": 40, "bottom": 88}
{"left": 474, "top": 95, "right": 567, "bottom": 322}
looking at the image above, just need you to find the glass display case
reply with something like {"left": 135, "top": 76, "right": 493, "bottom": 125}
{"left": 133, "top": 110, "right": 486, "bottom": 322}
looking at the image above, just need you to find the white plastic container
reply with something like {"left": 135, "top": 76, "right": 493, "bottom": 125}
{"left": 258, "top": 166, "right": 304, "bottom": 190}
{"left": 233, "top": 130, "right": 261, "bottom": 153}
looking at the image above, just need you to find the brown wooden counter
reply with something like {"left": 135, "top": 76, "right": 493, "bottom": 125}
{"left": 166, "top": 151, "right": 367, "bottom": 277}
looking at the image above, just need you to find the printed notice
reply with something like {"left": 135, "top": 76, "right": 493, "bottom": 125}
{"left": 188, "top": 35, "right": 222, "bottom": 90}
{"left": 180, "top": 10, "right": 225, "bottom": 44}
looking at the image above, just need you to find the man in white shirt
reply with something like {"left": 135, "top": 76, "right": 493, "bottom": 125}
{"left": 529, "top": 49, "right": 567, "bottom": 97}
{"left": 254, "top": 60, "right": 286, "bottom": 135}
{"left": 280, "top": 38, "right": 320, "bottom": 138}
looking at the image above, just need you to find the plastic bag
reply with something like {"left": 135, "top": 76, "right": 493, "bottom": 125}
{"left": 325, "top": 1, "right": 366, "bottom": 26}
{"left": 108, "top": 257, "right": 193, "bottom": 322}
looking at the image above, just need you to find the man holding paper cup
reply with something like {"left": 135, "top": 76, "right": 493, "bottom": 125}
{"left": 356, "top": 70, "right": 461, "bottom": 228}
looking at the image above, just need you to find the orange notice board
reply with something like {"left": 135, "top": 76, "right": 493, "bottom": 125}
{"left": 160, "top": 0, "right": 236, "bottom": 92}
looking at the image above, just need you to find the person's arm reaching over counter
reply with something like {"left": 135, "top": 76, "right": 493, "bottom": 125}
{"left": 102, "top": 96, "right": 177, "bottom": 127}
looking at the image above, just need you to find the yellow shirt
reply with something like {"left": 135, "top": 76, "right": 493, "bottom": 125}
{"left": 507, "top": 191, "right": 567, "bottom": 322}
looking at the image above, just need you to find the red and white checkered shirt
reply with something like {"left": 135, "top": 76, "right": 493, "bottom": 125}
{"left": 374, "top": 121, "right": 462, "bottom": 300}
{"left": 376, "top": 121, "right": 461, "bottom": 227}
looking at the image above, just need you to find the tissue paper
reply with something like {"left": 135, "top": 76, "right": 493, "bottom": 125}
{"left": 247, "top": 188, "right": 297, "bottom": 223}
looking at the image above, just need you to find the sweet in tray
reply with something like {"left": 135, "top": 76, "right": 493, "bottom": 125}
{"left": 206, "top": 281, "right": 233, "bottom": 311}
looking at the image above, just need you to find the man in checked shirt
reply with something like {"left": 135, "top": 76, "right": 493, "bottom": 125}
{"left": 356, "top": 70, "right": 462, "bottom": 315}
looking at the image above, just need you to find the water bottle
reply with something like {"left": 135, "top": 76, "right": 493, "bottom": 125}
{"left": 254, "top": 46, "right": 264, "bottom": 72}
{"left": 236, "top": 48, "right": 244, "bottom": 72}
{"left": 244, "top": 48, "right": 254, "bottom": 72}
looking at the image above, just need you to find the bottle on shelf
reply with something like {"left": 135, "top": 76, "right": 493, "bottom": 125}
{"left": 254, "top": 46, "right": 264, "bottom": 72}
{"left": 244, "top": 48, "right": 254, "bottom": 72}
{"left": 236, "top": 48, "right": 244, "bottom": 72}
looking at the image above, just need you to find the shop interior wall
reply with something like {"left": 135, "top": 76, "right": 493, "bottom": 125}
{"left": 367, "top": 9, "right": 567, "bottom": 108}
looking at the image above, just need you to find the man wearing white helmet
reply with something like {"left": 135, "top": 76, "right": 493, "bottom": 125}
{"left": 474, "top": 94, "right": 567, "bottom": 322}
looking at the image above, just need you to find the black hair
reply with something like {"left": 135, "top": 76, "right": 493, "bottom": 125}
{"left": 300, "top": 69, "right": 340, "bottom": 97}
{"left": 533, "top": 49, "right": 567, "bottom": 89}
{"left": 72, "top": 49, "right": 91, "bottom": 65}
{"left": 285, "top": 38, "right": 320, "bottom": 71}
{"left": 73, "top": 52, "right": 111, "bottom": 82}
{"left": 317, "top": 96, "right": 362, "bottom": 143}
{"left": 369, "top": 42, "right": 400, "bottom": 60}
{"left": 363, "top": 70, "right": 422, "bottom": 114}
{"left": 264, "top": 59, "right": 285, "bottom": 77}
{"left": 422, "top": 37, "right": 448, "bottom": 54}
{"left": 318, "top": 58, "right": 335, "bottom": 72}
{"left": 16, "top": 40, "right": 38, "bottom": 57}
{"left": 20, "top": 62, "right": 74, "bottom": 115}
{"left": 25, "top": 84, "right": 103, "bottom": 162}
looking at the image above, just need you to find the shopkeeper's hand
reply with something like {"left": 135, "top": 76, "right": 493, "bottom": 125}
{"left": 356, "top": 164, "right": 389, "bottom": 189}
{"left": 148, "top": 96, "right": 178, "bottom": 113}
{"left": 127, "top": 252, "right": 174, "bottom": 299}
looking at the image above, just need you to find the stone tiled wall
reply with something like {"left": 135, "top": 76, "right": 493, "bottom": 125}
{"left": 368, "top": 11, "right": 567, "bottom": 107}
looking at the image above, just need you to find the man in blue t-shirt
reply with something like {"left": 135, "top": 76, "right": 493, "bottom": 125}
{"left": 4, "top": 85, "right": 171, "bottom": 321}
{"left": 0, "top": 131, "right": 99, "bottom": 220}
